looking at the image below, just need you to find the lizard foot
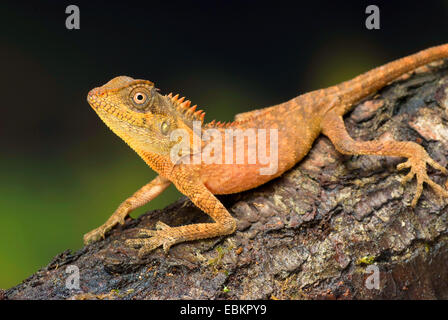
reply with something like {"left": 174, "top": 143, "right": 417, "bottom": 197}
{"left": 397, "top": 152, "right": 448, "bottom": 207}
{"left": 83, "top": 215, "right": 127, "bottom": 245}
{"left": 125, "top": 221, "right": 177, "bottom": 257}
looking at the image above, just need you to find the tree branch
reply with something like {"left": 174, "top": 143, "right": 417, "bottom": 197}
{"left": 5, "top": 61, "right": 448, "bottom": 300}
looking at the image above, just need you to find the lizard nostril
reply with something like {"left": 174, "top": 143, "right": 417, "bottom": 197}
{"left": 88, "top": 88, "right": 97, "bottom": 97}
{"left": 88, "top": 87, "right": 105, "bottom": 100}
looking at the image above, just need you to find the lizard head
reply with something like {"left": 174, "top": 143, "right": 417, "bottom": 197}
{"left": 87, "top": 76, "right": 205, "bottom": 158}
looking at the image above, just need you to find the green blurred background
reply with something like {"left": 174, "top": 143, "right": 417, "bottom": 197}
{"left": 1, "top": 0, "right": 448, "bottom": 288}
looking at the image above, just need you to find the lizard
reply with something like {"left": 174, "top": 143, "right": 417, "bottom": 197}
{"left": 85, "top": 43, "right": 448, "bottom": 257}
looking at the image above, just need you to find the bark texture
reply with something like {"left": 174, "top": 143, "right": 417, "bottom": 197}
{"left": 4, "top": 62, "right": 448, "bottom": 300}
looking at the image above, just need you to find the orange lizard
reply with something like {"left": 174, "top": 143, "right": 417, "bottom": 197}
{"left": 85, "top": 44, "right": 448, "bottom": 257}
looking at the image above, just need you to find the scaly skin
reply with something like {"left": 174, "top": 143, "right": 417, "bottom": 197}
{"left": 85, "top": 44, "right": 448, "bottom": 257}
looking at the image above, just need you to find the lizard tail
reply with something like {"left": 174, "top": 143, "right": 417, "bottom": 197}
{"left": 333, "top": 43, "right": 448, "bottom": 115}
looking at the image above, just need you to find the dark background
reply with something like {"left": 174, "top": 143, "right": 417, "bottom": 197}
{"left": 1, "top": 0, "right": 447, "bottom": 288}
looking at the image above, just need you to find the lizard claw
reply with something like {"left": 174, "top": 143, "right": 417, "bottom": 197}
{"left": 134, "top": 228, "right": 158, "bottom": 238}
{"left": 155, "top": 221, "right": 171, "bottom": 230}
{"left": 125, "top": 221, "right": 177, "bottom": 257}
{"left": 83, "top": 215, "right": 128, "bottom": 244}
{"left": 83, "top": 227, "right": 107, "bottom": 245}
{"left": 397, "top": 153, "right": 448, "bottom": 207}
{"left": 133, "top": 221, "right": 170, "bottom": 238}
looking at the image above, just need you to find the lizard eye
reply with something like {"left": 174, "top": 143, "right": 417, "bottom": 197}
{"left": 133, "top": 92, "right": 147, "bottom": 105}
{"left": 161, "top": 121, "right": 170, "bottom": 135}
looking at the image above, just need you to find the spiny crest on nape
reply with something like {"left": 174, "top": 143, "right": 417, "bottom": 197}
{"left": 167, "top": 93, "right": 206, "bottom": 123}
{"left": 166, "top": 92, "right": 254, "bottom": 129}
{"left": 203, "top": 119, "right": 239, "bottom": 129}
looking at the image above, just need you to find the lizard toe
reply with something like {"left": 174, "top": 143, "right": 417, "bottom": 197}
{"left": 397, "top": 159, "right": 412, "bottom": 171}
{"left": 397, "top": 153, "right": 448, "bottom": 207}
{"left": 126, "top": 229, "right": 177, "bottom": 257}
{"left": 401, "top": 170, "right": 415, "bottom": 185}
{"left": 134, "top": 228, "right": 158, "bottom": 238}
{"left": 83, "top": 228, "right": 106, "bottom": 245}
{"left": 155, "top": 221, "right": 171, "bottom": 230}
{"left": 125, "top": 238, "right": 148, "bottom": 248}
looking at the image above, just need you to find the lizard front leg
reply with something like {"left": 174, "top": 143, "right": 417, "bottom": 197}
{"left": 125, "top": 168, "right": 237, "bottom": 257}
{"left": 83, "top": 175, "right": 171, "bottom": 244}
{"left": 321, "top": 113, "right": 448, "bottom": 207}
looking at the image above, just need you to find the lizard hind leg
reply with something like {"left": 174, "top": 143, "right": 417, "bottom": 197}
{"left": 321, "top": 113, "right": 448, "bottom": 207}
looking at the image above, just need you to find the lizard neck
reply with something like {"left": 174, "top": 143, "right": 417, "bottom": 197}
{"left": 136, "top": 149, "right": 173, "bottom": 177}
